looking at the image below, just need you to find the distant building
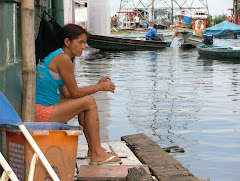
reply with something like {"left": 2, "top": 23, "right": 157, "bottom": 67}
{"left": 75, "top": 0, "right": 88, "bottom": 27}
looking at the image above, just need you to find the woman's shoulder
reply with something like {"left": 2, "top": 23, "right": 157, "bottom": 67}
{"left": 55, "top": 52, "right": 71, "bottom": 63}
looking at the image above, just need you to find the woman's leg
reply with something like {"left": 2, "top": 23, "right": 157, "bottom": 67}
{"left": 78, "top": 112, "right": 92, "bottom": 157}
{"left": 49, "top": 95, "right": 121, "bottom": 163}
{"left": 79, "top": 112, "right": 117, "bottom": 158}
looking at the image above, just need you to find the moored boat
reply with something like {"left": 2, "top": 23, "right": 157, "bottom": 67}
{"left": 87, "top": 34, "right": 167, "bottom": 51}
{"left": 178, "top": 31, "right": 203, "bottom": 48}
{"left": 197, "top": 44, "right": 240, "bottom": 59}
{"left": 121, "top": 30, "right": 175, "bottom": 47}
{"left": 204, "top": 21, "right": 240, "bottom": 39}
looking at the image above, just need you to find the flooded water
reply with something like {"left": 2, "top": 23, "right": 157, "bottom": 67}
{"left": 73, "top": 38, "right": 240, "bottom": 181}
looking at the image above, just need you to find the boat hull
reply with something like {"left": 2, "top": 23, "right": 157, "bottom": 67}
{"left": 197, "top": 45, "right": 240, "bottom": 59}
{"left": 179, "top": 31, "right": 203, "bottom": 48}
{"left": 214, "top": 32, "right": 238, "bottom": 39}
{"left": 87, "top": 34, "right": 167, "bottom": 51}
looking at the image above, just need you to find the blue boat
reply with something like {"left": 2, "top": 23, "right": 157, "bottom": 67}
{"left": 204, "top": 21, "right": 240, "bottom": 39}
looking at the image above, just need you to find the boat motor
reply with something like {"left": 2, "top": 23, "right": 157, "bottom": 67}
{"left": 203, "top": 34, "right": 213, "bottom": 45}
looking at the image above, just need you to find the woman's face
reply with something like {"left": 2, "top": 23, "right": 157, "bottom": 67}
{"left": 68, "top": 33, "right": 87, "bottom": 57}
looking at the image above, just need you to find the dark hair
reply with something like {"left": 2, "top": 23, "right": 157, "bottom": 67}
{"left": 153, "top": 24, "right": 157, "bottom": 29}
{"left": 56, "top": 24, "right": 88, "bottom": 48}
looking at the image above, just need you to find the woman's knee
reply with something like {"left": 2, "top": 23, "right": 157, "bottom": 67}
{"left": 83, "top": 95, "right": 97, "bottom": 109}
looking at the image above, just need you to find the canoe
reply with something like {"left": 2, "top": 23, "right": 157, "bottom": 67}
{"left": 121, "top": 31, "right": 175, "bottom": 47}
{"left": 197, "top": 44, "right": 240, "bottom": 59}
{"left": 87, "top": 34, "right": 167, "bottom": 51}
{"left": 119, "top": 36, "right": 172, "bottom": 47}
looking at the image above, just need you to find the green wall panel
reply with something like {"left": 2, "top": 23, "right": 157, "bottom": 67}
{"left": 0, "top": 0, "right": 64, "bottom": 175}
{"left": 0, "top": 61, "right": 22, "bottom": 115}
{"left": 0, "top": 2, "right": 22, "bottom": 115}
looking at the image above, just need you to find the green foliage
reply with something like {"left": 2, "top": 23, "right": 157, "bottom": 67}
{"left": 206, "top": 15, "right": 213, "bottom": 28}
{"left": 213, "top": 14, "right": 227, "bottom": 25}
{"left": 185, "top": 25, "right": 192, "bottom": 29}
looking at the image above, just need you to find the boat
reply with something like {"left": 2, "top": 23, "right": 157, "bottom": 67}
{"left": 121, "top": 30, "right": 175, "bottom": 47}
{"left": 178, "top": 31, "right": 203, "bottom": 48}
{"left": 197, "top": 44, "right": 240, "bottom": 59}
{"left": 214, "top": 31, "right": 237, "bottom": 39}
{"left": 87, "top": 34, "right": 167, "bottom": 51}
{"left": 204, "top": 21, "right": 240, "bottom": 39}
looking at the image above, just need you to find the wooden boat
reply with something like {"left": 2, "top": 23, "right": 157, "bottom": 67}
{"left": 87, "top": 34, "right": 167, "bottom": 51}
{"left": 178, "top": 31, "right": 203, "bottom": 48}
{"left": 121, "top": 30, "right": 175, "bottom": 47}
{"left": 197, "top": 44, "right": 240, "bottom": 59}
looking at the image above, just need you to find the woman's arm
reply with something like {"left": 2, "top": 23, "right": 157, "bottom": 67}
{"left": 56, "top": 54, "right": 115, "bottom": 98}
{"left": 60, "top": 85, "right": 71, "bottom": 98}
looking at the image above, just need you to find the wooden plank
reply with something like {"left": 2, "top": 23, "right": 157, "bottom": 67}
{"left": 77, "top": 165, "right": 150, "bottom": 181}
{"left": 126, "top": 167, "right": 155, "bottom": 181}
{"left": 121, "top": 134, "right": 200, "bottom": 181}
{"left": 108, "top": 141, "right": 142, "bottom": 165}
{"left": 77, "top": 143, "right": 88, "bottom": 158}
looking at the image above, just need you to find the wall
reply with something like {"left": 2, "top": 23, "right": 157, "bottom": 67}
{"left": 0, "top": 0, "right": 65, "bottom": 174}
{"left": 87, "top": 0, "right": 111, "bottom": 36}
{"left": 0, "top": 0, "right": 22, "bottom": 175}
{"left": 75, "top": 2, "right": 87, "bottom": 27}
{"left": 64, "top": 0, "right": 75, "bottom": 24}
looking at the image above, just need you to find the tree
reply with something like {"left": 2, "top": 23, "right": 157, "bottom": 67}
{"left": 206, "top": 15, "right": 213, "bottom": 28}
{"left": 213, "top": 14, "right": 227, "bottom": 25}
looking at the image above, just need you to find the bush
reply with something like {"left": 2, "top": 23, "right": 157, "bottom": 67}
{"left": 206, "top": 15, "right": 213, "bottom": 28}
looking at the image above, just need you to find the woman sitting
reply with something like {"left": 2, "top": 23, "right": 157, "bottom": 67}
{"left": 35, "top": 24, "right": 121, "bottom": 165}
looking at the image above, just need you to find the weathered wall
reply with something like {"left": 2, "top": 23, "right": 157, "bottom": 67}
{"left": 0, "top": 0, "right": 65, "bottom": 114}
{"left": 0, "top": 0, "right": 65, "bottom": 174}
{"left": 0, "top": 1, "right": 22, "bottom": 115}
{"left": 0, "top": 1, "right": 22, "bottom": 175}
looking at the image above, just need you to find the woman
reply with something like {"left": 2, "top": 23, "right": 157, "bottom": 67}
{"left": 35, "top": 24, "right": 121, "bottom": 165}
{"left": 193, "top": 23, "right": 203, "bottom": 36}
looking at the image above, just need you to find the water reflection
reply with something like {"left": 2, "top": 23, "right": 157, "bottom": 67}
{"left": 73, "top": 41, "right": 240, "bottom": 181}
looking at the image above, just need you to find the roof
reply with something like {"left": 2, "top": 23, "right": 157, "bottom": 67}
{"left": 204, "top": 21, "right": 240, "bottom": 35}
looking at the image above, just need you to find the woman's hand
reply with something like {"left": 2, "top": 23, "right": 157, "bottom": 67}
{"left": 98, "top": 77, "right": 115, "bottom": 93}
{"left": 98, "top": 77, "right": 111, "bottom": 83}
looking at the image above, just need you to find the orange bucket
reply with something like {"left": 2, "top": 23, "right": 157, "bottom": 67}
{"left": 4, "top": 123, "right": 82, "bottom": 181}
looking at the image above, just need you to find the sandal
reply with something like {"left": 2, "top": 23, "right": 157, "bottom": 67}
{"left": 90, "top": 155, "right": 122, "bottom": 165}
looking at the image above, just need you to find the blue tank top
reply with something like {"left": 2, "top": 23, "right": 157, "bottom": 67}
{"left": 36, "top": 48, "right": 65, "bottom": 106}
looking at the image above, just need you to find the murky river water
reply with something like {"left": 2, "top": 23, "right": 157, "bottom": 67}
{"left": 72, "top": 38, "right": 240, "bottom": 181}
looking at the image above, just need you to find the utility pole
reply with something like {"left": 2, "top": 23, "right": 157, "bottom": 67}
{"left": 152, "top": 0, "right": 154, "bottom": 23}
{"left": 234, "top": 0, "right": 238, "bottom": 24}
{"left": 171, "top": 0, "right": 173, "bottom": 24}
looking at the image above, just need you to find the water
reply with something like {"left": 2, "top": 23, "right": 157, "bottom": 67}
{"left": 72, "top": 38, "right": 240, "bottom": 181}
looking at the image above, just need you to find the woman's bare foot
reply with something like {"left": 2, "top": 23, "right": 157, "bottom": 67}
{"left": 87, "top": 147, "right": 119, "bottom": 158}
{"left": 90, "top": 149, "right": 121, "bottom": 163}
